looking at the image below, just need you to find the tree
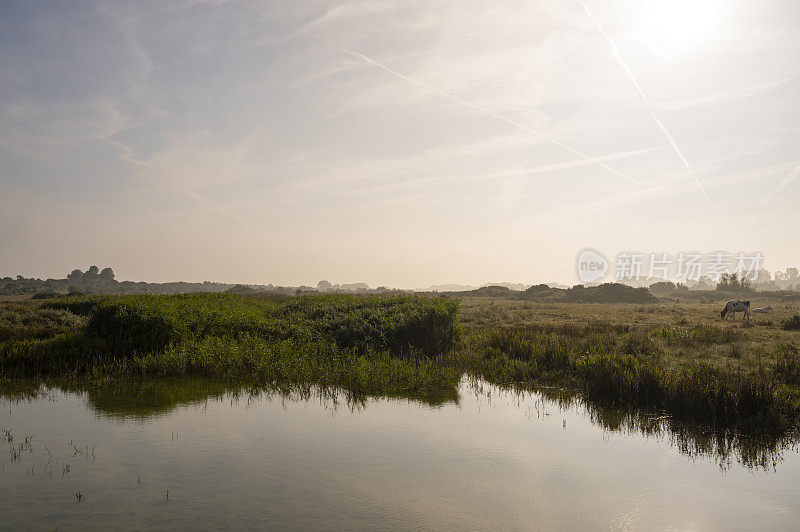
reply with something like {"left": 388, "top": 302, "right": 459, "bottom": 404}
{"left": 740, "top": 276, "right": 753, "bottom": 293}
{"left": 717, "top": 272, "right": 755, "bottom": 293}
{"left": 716, "top": 272, "right": 739, "bottom": 291}
{"left": 99, "top": 267, "right": 115, "bottom": 282}
{"left": 317, "top": 280, "right": 333, "bottom": 291}
{"left": 67, "top": 269, "right": 84, "bottom": 281}
{"left": 85, "top": 265, "right": 100, "bottom": 279}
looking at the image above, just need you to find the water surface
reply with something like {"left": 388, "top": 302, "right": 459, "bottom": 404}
{"left": 1, "top": 379, "right": 799, "bottom": 530}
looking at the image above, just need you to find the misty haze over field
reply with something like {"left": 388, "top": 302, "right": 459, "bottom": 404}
{"left": 1, "top": 0, "right": 799, "bottom": 287}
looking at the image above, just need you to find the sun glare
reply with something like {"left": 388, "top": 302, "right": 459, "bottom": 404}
{"left": 638, "top": 0, "right": 722, "bottom": 51}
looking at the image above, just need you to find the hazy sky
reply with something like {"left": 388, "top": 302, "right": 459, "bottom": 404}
{"left": 1, "top": 0, "right": 799, "bottom": 287}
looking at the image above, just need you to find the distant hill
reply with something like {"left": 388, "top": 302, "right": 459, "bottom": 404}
{"left": 423, "top": 284, "right": 478, "bottom": 292}
{"left": 422, "top": 282, "right": 533, "bottom": 292}
{"left": 481, "top": 282, "right": 530, "bottom": 291}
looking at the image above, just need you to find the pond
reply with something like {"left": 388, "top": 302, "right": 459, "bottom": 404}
{"left": 1, "top": 378, "right": 799, "bottom": 530}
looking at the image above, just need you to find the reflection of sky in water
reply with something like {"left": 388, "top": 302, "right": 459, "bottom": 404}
{"left": 1, "top": 380, "right": 799, "bottom": 530}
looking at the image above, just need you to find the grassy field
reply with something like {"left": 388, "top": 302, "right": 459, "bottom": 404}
{"left": 1, "top": 293, "right": 799, "bottom": 437}
{"left": 459, "top": 298, "right": 800, "bottom": 378}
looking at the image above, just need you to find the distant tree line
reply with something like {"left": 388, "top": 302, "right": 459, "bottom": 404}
{"left": 646, "top": 272, "right": 800, "bottom": 302}
{"left": 0, "top": 268, "right": 403, "bottom": 297}
{"left": 6, "top": 264, "right": 797, "bottom": 299}
{"left": 1, "top": 266, "right": 236, "bottom": 296}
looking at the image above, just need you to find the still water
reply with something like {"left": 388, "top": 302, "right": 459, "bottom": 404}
{"left": 1, "top": 378, "right": 799, "bottom": 530}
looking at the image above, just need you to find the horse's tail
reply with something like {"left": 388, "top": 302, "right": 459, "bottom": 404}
{"left": 721, "top": 304, "right": 728, "bottom": 319}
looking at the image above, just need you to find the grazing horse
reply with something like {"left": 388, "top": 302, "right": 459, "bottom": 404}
{"left": 721, "top": 300, "right": 750, "bottom": 320}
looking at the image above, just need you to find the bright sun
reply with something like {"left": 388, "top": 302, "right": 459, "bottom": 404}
{"left": 638, "top": 0, "right": 722, "bottom": 52}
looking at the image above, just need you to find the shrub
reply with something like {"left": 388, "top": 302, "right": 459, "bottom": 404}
{"left": 43, "top": 296, "right": 104, "bottom": 316}
{"left": 86, "top": 301, "right": 179, "bottom": 354}
{"left": 782, "top": 315, "right": 800, "bottom": 331}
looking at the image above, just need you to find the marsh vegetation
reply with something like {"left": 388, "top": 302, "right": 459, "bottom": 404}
{"left": 1, "top": 294, "right": 459, "bottom": 402}
{"left": 2, "top": 293, "right": 799, "bottom": 438}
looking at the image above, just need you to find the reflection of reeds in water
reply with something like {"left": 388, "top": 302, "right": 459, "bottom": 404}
{"left": 3, "top": 378, "right": 796, "bottom": 471}
{"left": 465, "top": 377, "right": 798, "bottom": 471}
{"left": 585, "top": 398, "right": 796, "bottom": 471}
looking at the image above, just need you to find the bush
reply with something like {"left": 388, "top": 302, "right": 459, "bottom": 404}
{"left": 87, "top": 301, "right": 178, "bottom": 354}
{"left": 314, "top": 296, "right": 458, "bottom": 356}
{"left": 782, "top": 315, "right": 800, "bottom": 331}
{"left": 43, "top": 296, "right": 104, "bottom": 316}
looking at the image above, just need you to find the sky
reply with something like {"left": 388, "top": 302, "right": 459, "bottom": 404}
{"left": 1, "top": 0, "right": 799, "bottom": 288}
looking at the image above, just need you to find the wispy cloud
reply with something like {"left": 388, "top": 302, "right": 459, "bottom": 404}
{"left": 316, "top": 146, "right": 661, "bottom": 199}
{"left": 2, "top": 0, "right": 799, "bottom": 284}
{"left": 232, "top": 0, "right": 642, "bottom": 185}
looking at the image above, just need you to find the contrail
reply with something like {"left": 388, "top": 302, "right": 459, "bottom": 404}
{"left": 517, "top": 146, "right": 657, "bottom": 175}
{"left": 762, "top": 162, "right": 800, "bottom": 201}
{"left": 578, "top": 0, "right": 711, "bottom": 204}
{"left": 331, "top": 146, "right": 659, "bottom": 196}
{"left": 231, "top": 0, "right": 642, "bottom": 185}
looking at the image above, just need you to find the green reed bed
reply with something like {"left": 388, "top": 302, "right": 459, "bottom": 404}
{"left": 0, "top": 294, "right": 461, "bottom": 399}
